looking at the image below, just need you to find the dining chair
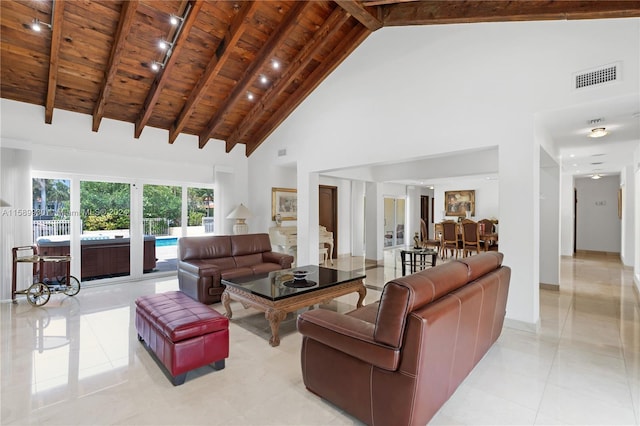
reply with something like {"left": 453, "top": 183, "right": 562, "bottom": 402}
{"left": 461, "top": 219, "right": 481, "bottom": 257}
{"left": 478, "top": 218, "right": 497, "bottom": 251}
{"left": 421, "top": 219, "right": 442, "bottom": 254}
{"left": 441, "top": 220, "right": 460, "bottom": 259}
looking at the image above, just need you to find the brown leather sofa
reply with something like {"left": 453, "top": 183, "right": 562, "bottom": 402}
{"left": 177, "top": 233, "right": 294, "bottom": 304}
{"left": 297, "top": 252, "right": 511, "bottom": 426}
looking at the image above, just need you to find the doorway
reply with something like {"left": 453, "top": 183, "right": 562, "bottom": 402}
{"left": 420, "top": 195, "right": 431, "bottom": 239}
{"left": 319, "top": 185, "right": 338, "bottom": 260}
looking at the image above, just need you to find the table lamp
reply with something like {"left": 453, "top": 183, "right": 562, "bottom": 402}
{"left": 226, "top": 203, "right": 252, "bottom": 234}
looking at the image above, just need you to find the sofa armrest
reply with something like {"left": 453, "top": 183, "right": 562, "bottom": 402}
{"left": 177, "top": 260, "right": 201, "bottom": 275}
{"left": 262, "top": 251, "right": 294, "bottom": 269}
{"left": 297, "top": 309, "right": 400, "bottom": 371}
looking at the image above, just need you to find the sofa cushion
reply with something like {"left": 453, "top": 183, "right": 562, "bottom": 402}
{"left": 374, "top": 261, "right": 469, "bottom": 348}
{"left": 251, "top": 262, "right": 284, "bottom": 275}
{"left": 459, "top": 251, "right": 503, "bottom": 281}
{"left": 221, "top": 267, "right": 254, "bottom": 280}
{"left": 234, "top": 253, "right": 263, "bottom": 268}
{"left": 231, "top": 233, "right": 272, "bottom": 256}
{"left": 178, "top": 236, "right": 232, "bottom": 261}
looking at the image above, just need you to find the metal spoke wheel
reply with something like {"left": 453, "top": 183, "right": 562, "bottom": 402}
{"left": 60, "top": 275, "right": 81, "bottom": 296}
{"left": 27, "top": 283, "right": 51, "bottom": 307}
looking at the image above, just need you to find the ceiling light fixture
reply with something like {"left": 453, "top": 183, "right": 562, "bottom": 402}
{"left": 247, "top": 92, "right": 254, "bottom": 101}
{"left": 591, "top": 174, "right": 602, "bottom": 180}
{"left": 158, "top": 40, "right": 172, "bottom": 50}
{"left": 588, "top": 127, "right": 608, "bottom": 138}
{"left": 260, "top": 75, "right": 268, "bottom": 84}
{"left": 272, "top": 59, "right": 280, "bottom": 70}
{"left": 169, "top": 14, "right": 183, "bottom": 26}
{"left": 150, "top": 61, "right": 163, "bottom": 72}
{"left": 31, "top": 18, "right": 51, "bottom": 32}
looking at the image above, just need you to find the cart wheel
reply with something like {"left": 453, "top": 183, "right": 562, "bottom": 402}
{"left": 26, "top": 283, "right": 51, "bottom": 307}
{"left": 61, "top": 275, "right": 81, "bottom": 296}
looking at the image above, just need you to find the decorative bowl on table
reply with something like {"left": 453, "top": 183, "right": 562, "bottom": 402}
{"left": 292, "top": 270, "right": 310, "bottom": 281}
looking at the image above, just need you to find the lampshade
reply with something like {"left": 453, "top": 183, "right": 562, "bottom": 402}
{"left": 226, "top": 203, "right": 252, "bottom": 219}
{"left": 227, "top": 204, "right": 252, "bottom": 235}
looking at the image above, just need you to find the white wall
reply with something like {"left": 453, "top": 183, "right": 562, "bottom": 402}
{"left": 620, "top": 164, "right": 636, "bottom": 267}
{"left": 575, "top": 176, "right": 622, "bottom": 253}
{"left": 560, "top": 172, "right": 575, "bottom": 256}
{"left": 635, "top": 145, "right": 640, "bottom": 294}
{"left": 0, "top": 148, "right": 34, "bottom": 300}
{"left": 539, "top": 149, "right": 560, "bottom": 286}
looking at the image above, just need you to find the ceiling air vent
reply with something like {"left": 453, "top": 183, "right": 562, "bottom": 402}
{"left": 574, "top": 63, "right": 619, "bottom": 89}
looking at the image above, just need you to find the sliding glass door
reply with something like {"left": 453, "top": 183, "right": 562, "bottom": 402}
{"left": 384, "top": 196, "right": 406, "bottom": 247}
{"left": 79, "top": 181, "right": 131, "bottom": 282}
{"left": 142, "top": 184, "right": 182, "bottom": 275}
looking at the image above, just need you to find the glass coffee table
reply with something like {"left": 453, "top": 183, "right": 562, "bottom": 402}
{"left": 221, "top": 265, "right": 366, "bottom": 347}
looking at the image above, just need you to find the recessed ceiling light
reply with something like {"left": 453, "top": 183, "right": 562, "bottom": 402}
{"left": 588, "top": 127, "right": 608, "bottom": 138}
{"left": 569, "top": 154, "right": 575, "bottom": 158}
{"left": 260, "top": 75, "right": 268, "bottom": 84}
{"left": 247, "top": 92, "right": 254, "bottom": 101}
{"left": 272, "top": 60, "right": 280, "bottom": 70}
{"left": 591, "top": 174, "right": 602, "bottom": 179}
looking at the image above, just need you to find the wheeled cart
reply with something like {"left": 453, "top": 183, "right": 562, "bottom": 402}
{"left": 12, "top": 245, "right": 80, "bottom": 306}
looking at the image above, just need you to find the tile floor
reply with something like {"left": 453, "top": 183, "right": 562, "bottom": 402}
{"left": 1, "top": 251, "right": 638, "bottom": 425}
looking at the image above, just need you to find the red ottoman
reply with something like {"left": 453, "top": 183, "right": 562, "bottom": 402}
{"left": 135, "top": 291, "right": 229, "bottom": 385}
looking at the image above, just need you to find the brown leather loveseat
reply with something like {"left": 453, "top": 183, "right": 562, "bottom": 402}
{"left": 177, "top": 233, "right": 294, "bottom": 304}
{"left": 297, "top": 252, "right": 510, "bottom": 426}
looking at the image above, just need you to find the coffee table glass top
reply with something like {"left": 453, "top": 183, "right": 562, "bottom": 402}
{"left": 221, "top": 265, "right": 365, "bottom": 301}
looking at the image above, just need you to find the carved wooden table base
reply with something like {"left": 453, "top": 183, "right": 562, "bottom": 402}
{"left": 221, "top": 279, "right": 366, "bottom": 347}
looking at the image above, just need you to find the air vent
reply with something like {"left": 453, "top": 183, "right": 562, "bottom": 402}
{"left": 575, "top": 63, "right": 619, "bottom": 89}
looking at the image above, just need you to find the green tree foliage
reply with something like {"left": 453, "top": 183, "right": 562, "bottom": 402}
{"left": 32, "top": 178, "right": 70, "bottom": 217}
{"left": 188, "top": 187, "right": 213, "bottom": 226}
{"left": 80, "top": 181, "right": 130, "bottom": 231}
{"left": 143, "top": 185, "right": 182, "bottom": 226}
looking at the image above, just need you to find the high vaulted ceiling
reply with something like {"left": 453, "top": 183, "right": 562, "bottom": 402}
{"left": 2, "top": 1, "right": 639, "bottom": 156}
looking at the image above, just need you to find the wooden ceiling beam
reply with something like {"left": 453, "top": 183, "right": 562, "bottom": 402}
{"left": 198, "top": 2, "right": 310, "bottom": 149}
{"left": 44, "top": 0, "right": 65, "bottom": 124}
{"left": 134, "top": 0, "right": 203, "bottom": 139}
{"left": 246, "top": 25, "right": 371, "bottom": 156}
{"left": 169, "top": 1, "right": 260, "bottom": 144}
{"left": 381, "top": 1, "right": 640, "bottom": 26}
{"left": 226, "top": 7, "right": 351, "bottom": 151}
{"left": 92, "top": 0, "right": 138, "bottom": 132}
{"left": 334, "top": 0, "right": 382, "bottom": 31}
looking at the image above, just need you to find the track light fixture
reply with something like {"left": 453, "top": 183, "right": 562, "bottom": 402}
{"left": 158, "top": 40, "right": 173, "bottom": 50}
{"left": 150, "top": 61, "right": 164, "bottom": 72}
{"left": 169, "top": 14, "right": 183, "bottom": 26}
{"left": 31, "top": 18, "right": 52, "bottom": 32}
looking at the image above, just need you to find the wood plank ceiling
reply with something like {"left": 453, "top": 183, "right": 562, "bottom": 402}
{"left": 2, "top": 1, "right": 639, "bottom": 156}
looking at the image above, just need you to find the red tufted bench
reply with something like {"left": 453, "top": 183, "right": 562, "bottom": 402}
{"left": 135, "top": 291, "right": 229, "bottom": 385}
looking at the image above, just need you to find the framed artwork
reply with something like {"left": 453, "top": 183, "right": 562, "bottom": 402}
{"left": 618, "top": 188, "right": 622, "bottom": 219}
{"left": 272, "top": 187, "right": 297, "bottom": 221}
{"left": 444, "top": 190, "right": 476, "bottom": 217}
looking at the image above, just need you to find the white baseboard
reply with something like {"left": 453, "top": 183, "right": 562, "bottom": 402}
{"left": 504, "top": 317, "right": 540, "bottom": 333}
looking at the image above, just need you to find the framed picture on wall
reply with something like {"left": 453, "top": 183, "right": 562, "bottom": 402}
{"left": 618, "top": 188, "right": 622, "bottom": 219}
{"left": 444, "top": 190, "right": 476, "bottom": 217}
{"left": 272, "top": 187, "right": 297, "bottom": 221}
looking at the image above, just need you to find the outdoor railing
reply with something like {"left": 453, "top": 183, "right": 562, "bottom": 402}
{"left": 33, "top": 218, "right": 172, "bottom": 241}
{"left": 143, "top": 218, "right": 170, "bottom": 236}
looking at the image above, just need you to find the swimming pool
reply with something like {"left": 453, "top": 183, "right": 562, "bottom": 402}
{"left": 155, "top": 237, "right": 178, "bottom": 247}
